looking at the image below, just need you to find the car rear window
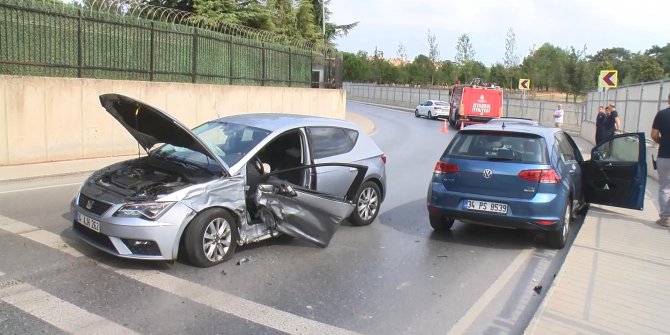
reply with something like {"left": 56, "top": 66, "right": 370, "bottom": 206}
{"left": 444, "top": 131, "right": 547, "bottom": 163}
{"left": 435, "top": 101, "right": 449, "bottom": 106}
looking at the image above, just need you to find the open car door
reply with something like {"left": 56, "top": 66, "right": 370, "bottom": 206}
{"left": 581, "top": 133, "right": 647, "bottom": 210}
{"left": 255, "top": 163, "right": 368, "bottom": 247}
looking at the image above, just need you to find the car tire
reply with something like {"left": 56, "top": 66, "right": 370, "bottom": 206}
{"left": 184, "top": 208, "right": 239, "bottom": 267}
{"left": 429, "top": 213, "right": 455, "bottom": 231}
{"left": 546, "top": 199, "right": 571, "bottom": 249}
{"left": 428, "top": 111, "right": 433, "bottom": 119}
{"left": 415, "top": 109, "right": 420, "bottom": 117}
{"left": 349, "top": 181, "right": 381, "bottom": 226}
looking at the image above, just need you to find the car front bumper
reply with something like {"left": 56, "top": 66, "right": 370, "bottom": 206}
{"left": 70, "top": 196, "right": 196, "bottom": 261}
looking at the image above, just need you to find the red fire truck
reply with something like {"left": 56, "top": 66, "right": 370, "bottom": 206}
{"left": 447, "top": 78, "right": 504, "bottom": 129}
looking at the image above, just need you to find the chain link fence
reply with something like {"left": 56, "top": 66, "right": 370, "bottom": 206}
{"left": 0, "top": 0, "right": 342, "bottom": 88}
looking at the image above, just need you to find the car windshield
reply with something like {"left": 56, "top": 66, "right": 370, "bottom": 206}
{"left": 151, "top": 121, "right": 271, "bottom": 168}
{"left": 444, "top": 131, "right": 547, "bottom": 163}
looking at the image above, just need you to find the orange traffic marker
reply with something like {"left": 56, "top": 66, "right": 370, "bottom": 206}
{"left": 441, "top": 119, "right": 448, "bottom": 133}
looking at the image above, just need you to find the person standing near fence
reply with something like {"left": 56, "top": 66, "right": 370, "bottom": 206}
{"left": 603, "top": 103, "right": 621, "bottom": 138}
{"left": 553, "top": 104, "right": 564, "bottom": 128}
{"left": 595, "top": 105, "right": 607, "bottom": 145}
{"left": 652, "top": 93, "right": 670, "bottom": 227}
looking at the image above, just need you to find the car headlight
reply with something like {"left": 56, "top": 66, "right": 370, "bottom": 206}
{"left": 114, "top": 202, "right": 175, "bottom": 220}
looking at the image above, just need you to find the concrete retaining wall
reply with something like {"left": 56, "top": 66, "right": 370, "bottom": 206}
{"left": 0, "top": 75, "right": 346, "bottom": 166}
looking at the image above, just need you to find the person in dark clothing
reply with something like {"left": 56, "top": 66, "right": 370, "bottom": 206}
{"left": 603, "top": 103, "right": 621, "bottom": 139}
{"left": 652, "top": 93, "right": 670, "bottom": 227}
{"left": 595, "top": 105, "right": 607, "bottom": 145}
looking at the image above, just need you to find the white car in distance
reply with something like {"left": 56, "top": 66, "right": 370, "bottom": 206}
{"left": 415, "top": 100, "right": 450, "bottom": 119}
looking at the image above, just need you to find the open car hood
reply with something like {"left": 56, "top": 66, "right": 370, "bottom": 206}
{"left": 99, "top": 94, "right": 228, "bottom": 174}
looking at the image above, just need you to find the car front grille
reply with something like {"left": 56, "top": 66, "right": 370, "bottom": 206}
{"left": 78, "top": 193, "right": 113, "bottom": 215}
{"left": 73, "top": 221, "right": 116, "bottom": 251}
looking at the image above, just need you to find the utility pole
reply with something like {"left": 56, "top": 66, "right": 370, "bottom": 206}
{"left": 318, "top": 0, "right": 325, "bottom": 42}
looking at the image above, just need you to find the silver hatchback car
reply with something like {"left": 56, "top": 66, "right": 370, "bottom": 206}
{"left": 71, "top": 94, "right": 387, "bottom": 267}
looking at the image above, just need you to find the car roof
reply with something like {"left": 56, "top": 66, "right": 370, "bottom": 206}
{"left": 461, "top": 123, "right": 559, "bottom": 138}
{"left": 213, "top": 113, "right": 361, "bottom": 133}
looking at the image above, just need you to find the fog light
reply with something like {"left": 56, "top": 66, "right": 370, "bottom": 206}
{"left": 122, "top": 239, "right": 160, "bottom": 255}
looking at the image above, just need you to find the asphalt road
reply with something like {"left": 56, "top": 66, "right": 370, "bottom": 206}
{"left": 0, "top": 101, "right": 582, "bottom": 335}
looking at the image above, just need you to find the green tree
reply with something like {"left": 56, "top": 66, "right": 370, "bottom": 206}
{"left": 268, "top": 0, "right": 297, "bottom": 37}
{"left": 563, "top": 46, "right": 592, "bottom": 101}
{"left": 296, "top": 0, "right": 322, "bottom": 44}
{"left": 588, "top": 47, "right": 633, "bottom": 84}
{"left": 455, "top": 33, "right": 475, "bottom": 64}
{"left": 522, "top": 43, "right": 567, "bottom": 91}
{"left": 407, "top": 54, "right": 434, "bottom": 85}
{"left": 342, "top": 51, "right": 371, "bottom": 82}
{"left": 489, "top": 63, "right": 507, "bottom": 88}
{"left": 142, "top": 0, "right": 195, "bottom": 12}
{"left": 645, "top": 43, "right": 670, "bottom": 76}
{"left": 435, "top": 61, "right": 458, "bottom": 85}
{"left": 458, "top": 60, "right": 488, "bottom": 83}
{"left": 397, "top": 43, "right": 408, "bottom": 64}
{"left": 504, "top": 27, "right": 519, "bottom": 68}
{"left": 628, "top": 54, "right": 665, "bottom": 83}
{"left": 427, "top": 29, "right": 439, "bottom": 85}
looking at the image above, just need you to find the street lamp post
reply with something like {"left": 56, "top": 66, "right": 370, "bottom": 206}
{"left": 317, "top": 0, "right": 325, "bottom": 41}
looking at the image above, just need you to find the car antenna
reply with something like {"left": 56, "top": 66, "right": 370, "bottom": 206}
{"left": 502, "top": 122, "right": 506, "bottom": 129}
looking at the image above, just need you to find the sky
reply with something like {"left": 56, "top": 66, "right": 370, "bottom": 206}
{"left": 329, "top": 0, "right": 670, "bottom": 65}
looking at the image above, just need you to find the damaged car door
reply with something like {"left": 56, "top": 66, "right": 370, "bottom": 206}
{"left": 255, "top": 163, "right": 367, "bottom": 247}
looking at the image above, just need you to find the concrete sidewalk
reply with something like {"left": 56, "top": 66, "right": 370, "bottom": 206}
{"left": 526, "top": 138, "right": 670, "bottom": 334}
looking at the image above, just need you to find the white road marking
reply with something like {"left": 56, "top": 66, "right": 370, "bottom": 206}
{"left": 0, "top": 280, "right": 140, "bottom": 335}
{"left": 0, "top": 182, "right": 81, "bottom": 194}
{"left": 0, "top": 215, "right": 361, "bottom": 335}
{"left": 447, "top": 248, "right": 534, "bottom": 335}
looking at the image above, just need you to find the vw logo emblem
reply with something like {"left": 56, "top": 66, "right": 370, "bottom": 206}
{"left": 86, "top": 200, "right": 94, "bottom": 210}
{"left": 483, "top": 169, "right": 493, "bottom": 179}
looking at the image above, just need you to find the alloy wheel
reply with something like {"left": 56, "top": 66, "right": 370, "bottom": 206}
{"left": 202, "top": 217, "right": 232, "bottom": 262}
{"left": 357, "top": 186, "right": 379, "bottom": 221}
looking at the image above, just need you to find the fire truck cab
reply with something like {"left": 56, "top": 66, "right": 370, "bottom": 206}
{"left": 448, "top": 78, "right": 504, "bottom": 129}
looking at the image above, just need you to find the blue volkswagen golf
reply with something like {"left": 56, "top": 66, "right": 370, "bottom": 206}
{"left": 427, "top": 123, "right": 647, "bottom": 248}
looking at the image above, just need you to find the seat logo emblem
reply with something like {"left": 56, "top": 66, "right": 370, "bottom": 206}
{"left": 86, "top": 200, "right": 94, "bottom": 210}
{"left": 483, "top": 169, "right": 493, "bottom": 179}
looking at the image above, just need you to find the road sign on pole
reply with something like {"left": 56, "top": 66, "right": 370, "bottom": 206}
{"left": 519, "top": 79, "right": 530, "bottom": 90}
{"left": 598, "top": 70, "right": 618, "bottom": 89}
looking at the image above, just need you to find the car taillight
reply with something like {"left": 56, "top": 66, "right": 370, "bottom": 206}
{"left": 434, "top": 162, "right": 459, "bottom": 174}
{"left": 381, "top": 153, "right": 387, "bottom": 164}
{"left": 435, "top": 106, "right": 442, "bottom": 110}
{"left": 518, "top": 169, "right": 561, "bottom": 183}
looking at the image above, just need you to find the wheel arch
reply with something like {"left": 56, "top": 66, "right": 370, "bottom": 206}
{"left": 175, "top": 205, "right": 243, "bottom": 259}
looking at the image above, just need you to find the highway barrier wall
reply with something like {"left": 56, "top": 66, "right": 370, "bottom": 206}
{"left": 0, "top": 75, "right": 346, "bottom": 166}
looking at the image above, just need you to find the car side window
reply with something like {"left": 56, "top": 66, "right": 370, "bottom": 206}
{"left": 592, "top": 135, "right": 640, "bottom": 162}
{"left": 425, "top": 101, "right": 433, "bottom": 106}
{"left": 555, "top": 133, "right": 576, "bottom": 162}
{"left": 307, "top": 127, "right": 359, "bottom": 159}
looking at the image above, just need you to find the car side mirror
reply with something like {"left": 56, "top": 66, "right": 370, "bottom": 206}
{"left": 592, "top": 151, "right": 605, "bottom": 161}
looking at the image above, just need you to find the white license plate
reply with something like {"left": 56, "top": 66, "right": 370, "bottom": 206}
{"left": 465, "top": 200, "right": 508, "bottom": 214}
{"left": 76, "top": 211, "right": 100, "bottom": 232}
